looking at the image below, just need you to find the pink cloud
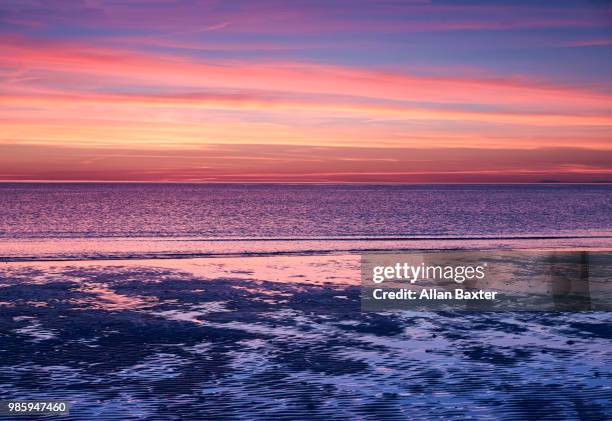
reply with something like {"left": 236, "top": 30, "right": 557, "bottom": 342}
{"left": 2, "top": 36, "right": 611, "bottom": 114}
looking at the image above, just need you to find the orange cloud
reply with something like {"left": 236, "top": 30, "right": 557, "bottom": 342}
{"left": 1, "top": 143, "right": 610, "bottom": 183}
{"left": 3, "top": 92, "right": 612, "bottom": 127}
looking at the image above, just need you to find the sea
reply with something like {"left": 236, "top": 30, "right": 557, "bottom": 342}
{"left": 0, "top": 184, "right": 610, "bottom": 419}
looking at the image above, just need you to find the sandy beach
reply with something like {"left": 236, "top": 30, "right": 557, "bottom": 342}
{"left": 1, "top": 253, "right": 610, "bottom": 419}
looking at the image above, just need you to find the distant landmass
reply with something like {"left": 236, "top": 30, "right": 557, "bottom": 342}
{"left": 538, "top": 180, "right": 611, "bottom": 183}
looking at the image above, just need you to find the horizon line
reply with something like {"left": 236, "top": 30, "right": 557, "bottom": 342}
{"left": 0, "top": 180, "right": 610, "bottom": 185}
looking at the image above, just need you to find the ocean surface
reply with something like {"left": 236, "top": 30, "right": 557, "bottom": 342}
{"left": 0, "top": 184, "right": 610, "bottom": 420}
{"left": 0, "top": 183, "right": 611, "bottom": 261}
{"left": 2, "top": 183, "right": 611, "bottom": 239}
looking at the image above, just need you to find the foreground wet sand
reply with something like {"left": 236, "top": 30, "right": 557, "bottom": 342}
{"left": 0, "top": 257, "right": 610, "bottom": 420}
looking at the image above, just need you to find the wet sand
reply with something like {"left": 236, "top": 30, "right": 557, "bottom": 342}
{"left": 0, "top": 256, "right": 610, "bottom": 420}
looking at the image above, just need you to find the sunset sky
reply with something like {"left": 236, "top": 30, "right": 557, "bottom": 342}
{"left": 1, "top": 0, "right": 611, "bottom": 182}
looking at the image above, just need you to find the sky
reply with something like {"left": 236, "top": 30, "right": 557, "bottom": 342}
{"left": 1, "top": 0, "right": 611, "bottom": 182}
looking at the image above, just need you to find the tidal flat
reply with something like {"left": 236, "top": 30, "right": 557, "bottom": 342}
{"left": 0, "top": 256, "right": 610, "bottom": 420}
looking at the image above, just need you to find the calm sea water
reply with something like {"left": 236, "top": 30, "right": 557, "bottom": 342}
{"left": 1, "top": 183, "right": 611, "bottom": 262}
{"left": 1, "top": 183, "right": 610, "bottom": 239}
